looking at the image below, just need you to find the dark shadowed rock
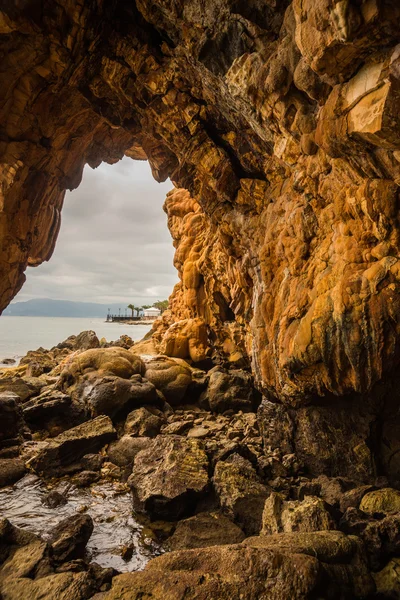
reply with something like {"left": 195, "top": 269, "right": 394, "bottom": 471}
{"left": 77, "top": 374, "right": 160, "bottom": 419}
{"left": 28, "top": 416, "right": 116, "bottom": 475}
{"left": 213, "top": 453, "right": 270, "bottom": 535}
{"left": 0, "top": 458, "right": 26, "bottom": 488}
{"left": 81, "top": 454, "right": 104, "bottom": 471}
{"left": 340, "top": 507, "right": 400, "bottom": 570}
{"left": 0, "top": 392, "right": 25, "bottom": 447}
{"left": 168, "top": 512, "right": 245, "bottom": 550}
{"left": 128, "top": 435, "right": 209, "bottom": 520}
{"left": 257, "top": 397, "right": 377, "bottom": 483}
{"left": 107, "top": 436, "right": 151, "bottom": 468}
{"left": 0, "top": 377, "right": 45, "bottom": 402}
{"left": 48, "top": 514, "right": 94, "bottom": 562}
{"left": 200, "top": 367, "right": 257, "bottom": 413}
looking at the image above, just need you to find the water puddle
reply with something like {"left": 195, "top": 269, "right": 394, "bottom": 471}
{"left": 0, "top": 475, "right": 163, "bottom": 572}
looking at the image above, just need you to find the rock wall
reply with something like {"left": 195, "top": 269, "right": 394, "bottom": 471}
{"left": 2, "top": 1, "right": 400, "bottom": 411}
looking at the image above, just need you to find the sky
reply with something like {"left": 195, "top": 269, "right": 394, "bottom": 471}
{"left": 15, "top": 157, "right": 178, "bottom": 305}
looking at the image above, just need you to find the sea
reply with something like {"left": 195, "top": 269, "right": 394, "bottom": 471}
{"left": 0, "top": 316, "right": 152, "bottom": 364}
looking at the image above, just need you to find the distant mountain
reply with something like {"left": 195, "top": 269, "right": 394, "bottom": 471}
{"left": 2, "top": 298, "right": 134, "bottom": 318}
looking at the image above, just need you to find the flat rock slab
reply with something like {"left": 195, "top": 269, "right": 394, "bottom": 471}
{"left": 105, "top": 544, "right": 321, "bottom": 600}
{"left": 28, "top": 416, "right": 116, "bottom": 475}
{"left": 129, "top": 435, "right": 209, "bottom": 520}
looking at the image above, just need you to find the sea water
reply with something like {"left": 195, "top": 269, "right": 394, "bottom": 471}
{"left": 0, "top": 316, "right": 151, "bottom": 362}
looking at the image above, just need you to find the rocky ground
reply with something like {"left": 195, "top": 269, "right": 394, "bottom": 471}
{"left": 0, "top": 330, "right": 398, "bottom": 599}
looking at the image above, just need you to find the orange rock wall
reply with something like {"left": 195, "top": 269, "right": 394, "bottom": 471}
{"left": 2, "top": 1, "right": 400, "bottom": 405}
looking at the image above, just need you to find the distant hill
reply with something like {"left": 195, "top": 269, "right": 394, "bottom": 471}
{"left": 2, "top": 298, "right": 134, "bottom": 318}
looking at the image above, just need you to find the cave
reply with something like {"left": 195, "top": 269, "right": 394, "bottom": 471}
{"left": 1, "top": 1, "right": 400, "bottom": 598}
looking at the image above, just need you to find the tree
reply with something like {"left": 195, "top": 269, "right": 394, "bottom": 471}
{"left": 141, "top": 305, "right": 152, "bottom": 309}
{"left": 127, "top": 304, "right": 135, "bottom": 318}
{"left": 153, "top": 300, "right": 169, "bottom": 313}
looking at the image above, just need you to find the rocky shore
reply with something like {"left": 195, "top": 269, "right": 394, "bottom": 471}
{"left": 0, "top": 330, "right": 398, "bottom": 599}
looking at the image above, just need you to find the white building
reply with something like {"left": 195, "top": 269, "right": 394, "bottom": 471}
{"left": 143, "top": 307, "right": 161, "bottom": 319}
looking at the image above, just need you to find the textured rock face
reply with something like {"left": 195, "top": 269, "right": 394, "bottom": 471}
{"left": 1, "top": 0, "right": 400, "bottom": 408}
{"left": 3, "top": 1, "right": 400, "bottom": 499}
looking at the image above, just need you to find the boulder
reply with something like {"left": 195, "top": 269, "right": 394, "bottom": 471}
{"left": 0, "top": 458, "right": 26, "bottom": 487}
{"left": 158, "top": 317, "right": 209, "bottom": 363}
{"left": 56, "top": 330, "right": 100, "bottom": 351}
{"left": 128, "top": 435, "right": 209, "bottom": 520}
{"left": 124, "top": 407, "right": 164, "bottom": 437}
{"left": 59, "top": 347, "right": 145, "bottom": 391}
{"left": 80, "top": 454, "right": 104, "bottom": 471}
{"left": 48, "top": 514, "right": 94, "bottom": 562}
{"left": 28, "top": 416, "right": 117, "bottom": 475}
{"left": 144, "top": 356, "right": 192, "bottom": 405}
{"left": 200, "top": 367, "right": 256, "bottom": 413}
{"left": 213, "top": 453, "right": 270, "bottom": 534}
{"left": 340, "top": 507, "right": 400, "bottom": 570}
{"left": 0, "top": 376, "right": 45, "bottom": 402}
{"left": 243, "top": 531, "right": 375, "bottom": 598}
{"left": 257, "top": 397, "right": 377, "bottom": 483}
{"left": 107, "top": 436, "right": 151, "bottom": 468}
{"left": 373, "top": 557, "right": 400, "bottom": 598}
{"left": 359, "top": 488, "right": 400, "bottom": 514}
{"left": 22, "top": 388, "right": 79, "bottom": 434}
{"left": 168, "top": 512, "right": 245, "bottom": 550}
{"left": 0, "top": 392, "right": 25, "bottom": 448}
{"left": 76, "top": 374, "right": 160, "bottom": 419}
{"left": 105, "top": 544, "right": 321, "bottom": 600}
{"left": 262, "top": 493, "right": 336, "bottom": 535}
{"left": 0, "top": 518, "right": 95, "bottom": 600}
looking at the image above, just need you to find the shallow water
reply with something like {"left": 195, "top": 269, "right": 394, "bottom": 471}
{"left": 0, "top": 317, "right": 151, "bottom": 363}
{"left": 0, "top": 474, "right": 163, "bottom": 572}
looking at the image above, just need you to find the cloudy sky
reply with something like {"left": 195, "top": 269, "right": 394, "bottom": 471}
{"left": 16, "top": 157, "right": 178, "bottom": 305}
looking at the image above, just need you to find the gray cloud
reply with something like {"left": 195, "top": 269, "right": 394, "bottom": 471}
{"left": 17, "top": 158, "right": 178, "bottom": 304}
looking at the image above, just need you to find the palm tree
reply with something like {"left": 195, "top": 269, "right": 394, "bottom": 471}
{"left": 127, "top": 304, "right": 135, "bottom": 318}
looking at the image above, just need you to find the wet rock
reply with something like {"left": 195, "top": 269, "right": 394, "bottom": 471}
{"left": 48, "top": 514, "right": 94, "bottom": 562}
{"left": 128, "top": 435, "right": 209, "bottom": 520}
{"left": 106, "top": 544, "right": 321, "bottom": 600}
{"left": 359, "top": 487, "right": 400, "bottom": 514}
{"left": 168, "top": 512, "right": 245, "bottom": 550}
{"left": 1, "top": 358, "right": 15, "bottom": 365}
{"left": 124, "top": 407, "right": 163, "bottom": 437}
{"left": 107, "top": 436, "right": 151, "bottom": 468}
{"left": 28, "top": 416, "right": 117, "bottom": 475}
{"left": 200, "top": 367, "right": 256, "bottom": 413}
{"left": 144, "top": 356, "right": 192, "bottom": 405}
{"left": 72, "top": 470, "right": 100, "bottom": 487}
{"left": 77, "top": 374, "right": 160, "bottom": 419}
{"left": 373, "top": 557, "right": 400, "bottom": 598}
{"left": 213, "top": 453, "right": 270, "bottom": 535}
{"left": 42, "top": 490, "right": 68, "bottom": 508}
{"left": 262, "top": 493, "right": 336, "bottom": 535}
{"left": 0, "top": 458, "right": 26, "bottom": 488}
